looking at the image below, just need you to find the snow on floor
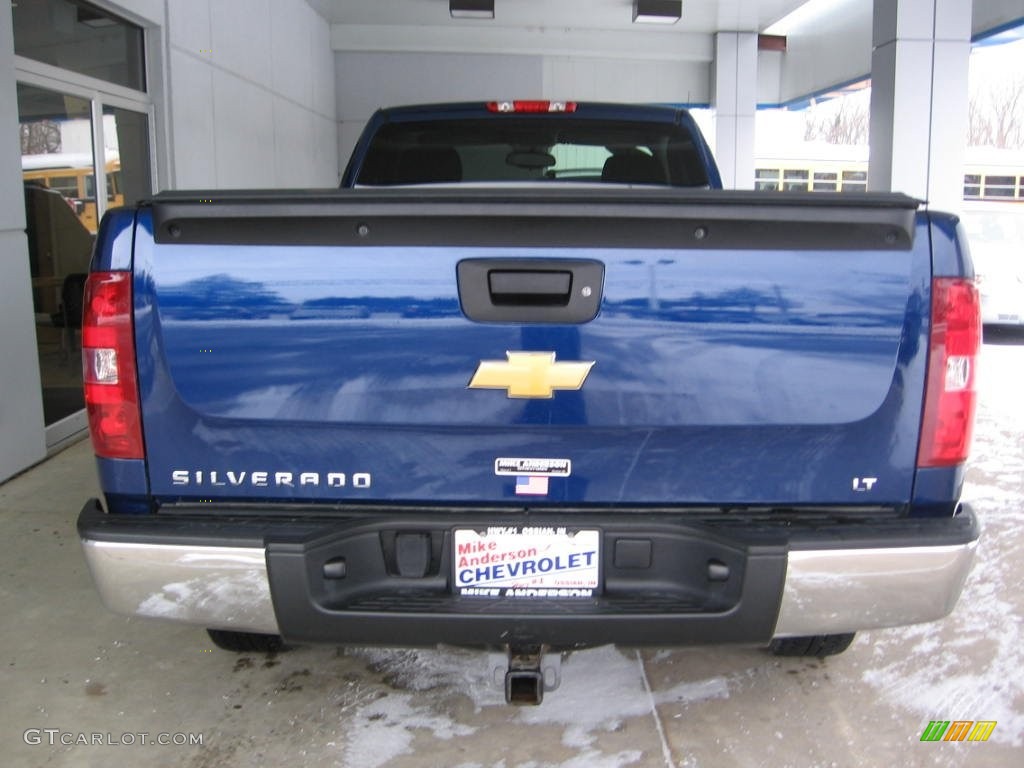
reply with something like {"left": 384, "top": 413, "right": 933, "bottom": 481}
{"left": 342, "top": 689, "right": 476, "bottom": 768}
{"left": 515, "top": 645, "right": 728, "bottom": 748}
{"left": 860, "top": 342, "right": 1024, "bottom": 746}
{"left": 345, "top": 644, "right": 731, "bottom": 767}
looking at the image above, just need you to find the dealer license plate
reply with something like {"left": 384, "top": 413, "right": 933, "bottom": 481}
{"left": 453, "top": 527, "right": 600, "bottom": 598}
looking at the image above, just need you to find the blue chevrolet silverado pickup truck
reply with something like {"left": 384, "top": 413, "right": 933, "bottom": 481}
{"left": 78, "top": 102, "right": 980, "bottom": 704}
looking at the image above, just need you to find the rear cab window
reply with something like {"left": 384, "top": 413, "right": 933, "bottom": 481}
{"left": 354, "top": 117, "right": 710, "bottom": 187}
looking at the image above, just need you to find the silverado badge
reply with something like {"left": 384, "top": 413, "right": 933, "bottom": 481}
{"left": 468, "top": 352, "right": 595, "bottom": 399}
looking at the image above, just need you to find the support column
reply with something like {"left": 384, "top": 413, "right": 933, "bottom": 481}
{"left": 868, "top": 0, "right": 972, "bottom": 211}
{"left": 0, "top": 9, "right": 47, "bottom": 481}
{"left": 713, "top": 32, "right": 757, "bottom": 190}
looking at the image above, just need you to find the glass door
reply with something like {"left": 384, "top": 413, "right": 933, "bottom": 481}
{"left": 19, "top": 84, "right": 95, "bottom": 428}
{"left": 18, "top": 84, "right": 153, "bottom": 436}
{"left": 13, "top": 0, "right": 154, "bottom": 451}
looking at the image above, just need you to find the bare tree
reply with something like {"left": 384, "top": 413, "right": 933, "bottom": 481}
{"left": 20, "top": 120, "right": 61, "bottom": 154}
{"left": 968, "top": 97, "right": 992, "bottom": 146}
{"left": 968, "top": 73, "right": 1024, "bottom": 148}
{"left": 989, "top": 76, "right": 1023, "bottom": 148}
{"left": 804, "top": 98, "right": 870, "bottom": 145}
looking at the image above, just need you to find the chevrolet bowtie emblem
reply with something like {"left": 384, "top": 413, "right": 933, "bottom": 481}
{"left": 468, "top": 352, "right": 595, "bottom": 399}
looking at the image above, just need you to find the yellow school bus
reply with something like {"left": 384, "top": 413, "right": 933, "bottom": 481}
{"left": 21, "top": 152, "right": 123, "bottom": 233}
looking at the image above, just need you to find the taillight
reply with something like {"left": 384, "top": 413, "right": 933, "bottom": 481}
{"left": 486, "top": 101, "right": 577, "bottom": 113}
{"left": 917, "top": 278, "right": 981, "bottom": 467}
{"left": 82, "top": 271, "right": 144, "bottom": 460}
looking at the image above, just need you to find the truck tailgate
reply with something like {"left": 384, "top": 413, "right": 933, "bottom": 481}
{"left": 134, "top": 189, "right": 927, "bottom": 508}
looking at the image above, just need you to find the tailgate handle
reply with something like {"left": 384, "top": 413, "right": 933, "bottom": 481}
{"left": 488, "top": 270, "right": 572, "bottom": 306}
{"left": 458, "top": 258, "right": 604, "bottom": 324}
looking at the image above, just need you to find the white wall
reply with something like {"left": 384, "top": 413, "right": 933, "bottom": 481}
{"left": 777, "top": 5, "right": 873, "bottom": 104}
{"left": 761, "top": 0, "right": 1024, "bottom": 106}
{"left": 0, "top": 7, "right": 47, "bottom": 481}
{"left": 166, "top": 0, "right": 337, "bottom": 188}
{"left": 972, "top": 0, "right": 1024, "bottom": 38}
{"left": 757, "top": 50, "right": 783, "bottom": 106}
{"left": 335, "top": 51, "right": 711, "bottom": 164}
{"left": 336, "top": 51, "right": 540, "bottom": 164}
{"left": 543, "top": 58, "right": 710, "bottom": 104}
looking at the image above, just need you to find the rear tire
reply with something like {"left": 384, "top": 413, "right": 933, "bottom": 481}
{"left": 768, "top": 633, "right": 856, "bottom": 658}
{"left": 206, "top": 629, "right": 286, "bottom": 653}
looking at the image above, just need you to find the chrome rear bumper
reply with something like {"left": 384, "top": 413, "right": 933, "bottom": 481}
{"left": 82, "top": 540, "right": 280, "bottom": 634}
{"left": 772, "top": 542, "right": 977, "bottom": 637}
{"left": 79, "top": 502, "right": 978, "bottom": 642}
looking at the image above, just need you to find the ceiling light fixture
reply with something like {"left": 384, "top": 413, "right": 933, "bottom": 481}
{"left": 450, "top": 0, "right": 495, "bottom": 19}
{"left": 632, "top": 0, "right": 682, "bottom": 25}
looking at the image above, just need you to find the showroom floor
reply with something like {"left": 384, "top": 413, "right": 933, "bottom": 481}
{"left": 2, "top": 336, "right": 1021, "bottom": 768}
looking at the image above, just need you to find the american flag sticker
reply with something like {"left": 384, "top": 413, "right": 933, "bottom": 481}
{"left": 515, "top": 475, "right": 549, "bottom": 495}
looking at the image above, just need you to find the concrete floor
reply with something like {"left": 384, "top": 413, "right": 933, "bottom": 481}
{"left": 1, "top": 337, "right": 1022, "bottom": 768}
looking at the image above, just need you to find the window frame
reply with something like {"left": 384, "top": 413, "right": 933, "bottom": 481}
{"left": 15, "top": 56, "right": 157, "bottom": 225}
{"left": 13, "top": 4, "right": 161, "bottom": 448}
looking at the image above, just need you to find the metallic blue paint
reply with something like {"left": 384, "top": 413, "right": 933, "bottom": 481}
{"left": 91, "top": 208, "right": 135, "bottom": 271}
{"left": 927, "top": 211, "right": 975, "bottom": 279}
{"left": 911, "top": 465, "right": 968, "bottom": 517}
{"left": 119, "top": 209, "right": 948, "bottom": 509}
{"left": 95, "top": 457, "right": 149, "bottom": 498}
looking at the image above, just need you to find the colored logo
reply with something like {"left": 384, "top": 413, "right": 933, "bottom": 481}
{"left": 920, "top": 720, "right": 997, "bottom": 742}
{"left": 515, "top": 475, "right": 549, "bottom": 495}
{"left": 468, "top": 352, "right": 595, "bottom": 399}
